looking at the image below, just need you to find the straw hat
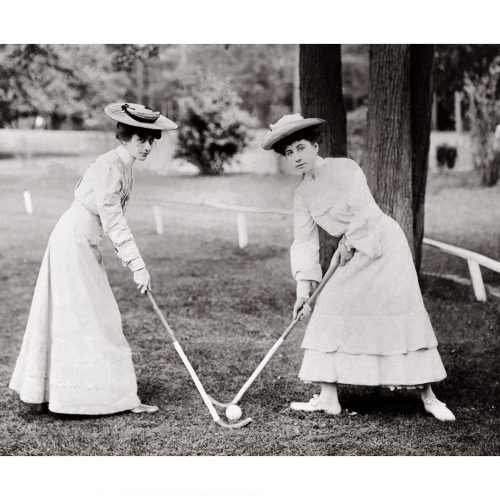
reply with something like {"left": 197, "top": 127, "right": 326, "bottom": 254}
{"left": 262, "top": 113, "right": 325, "bottom": 150}
{"left": 104, "top": 102, "right": 178, "bottom": 131}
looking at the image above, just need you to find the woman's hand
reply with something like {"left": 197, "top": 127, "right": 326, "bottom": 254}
{"left": 134, "top": 267, "right": 151, "bottom": 294}
{"left": 339, "top": 236, "right": 355, "bottom": 266}
{"left": 293, "top": 297, "right": 312, "bottom": 320}
{"left": 293, "top": 279, "right": 318, "bottom": 320}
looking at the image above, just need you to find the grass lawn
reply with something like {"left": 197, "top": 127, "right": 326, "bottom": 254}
{"left": 0, "top": 157, "right": 499, "bottom": 455}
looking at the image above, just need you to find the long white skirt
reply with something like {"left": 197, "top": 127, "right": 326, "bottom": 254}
{"left": 9, "top": 202, "right": 140, "bottom": 414}
{"left": 299, "top": 215, "right": 447, "bottom": 387}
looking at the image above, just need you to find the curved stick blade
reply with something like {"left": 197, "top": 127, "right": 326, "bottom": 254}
{"left": 208, "top": 395, "right": 232, "bottom": 409}
{"left": 216, "top": 417, "right": 253, "bottom": 429}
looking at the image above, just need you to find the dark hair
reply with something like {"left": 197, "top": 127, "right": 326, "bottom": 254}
{"left": 272, "top": 125, "right": 322, "bottom": 155}
{"left": 116, "top": 122, "right": 162, "bottom": 142}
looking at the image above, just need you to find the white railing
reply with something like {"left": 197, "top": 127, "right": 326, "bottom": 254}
{"left": 147, "top": 199, "right": 292, "bottom": 249}
{"left": 146, "top": 199, "right": 500, "bottom": 302}
{"left": 22, "top": 191, "right": 499, "bottom": 302}
{"left": 422, "top": 237, "right": 500, "bottom": 302}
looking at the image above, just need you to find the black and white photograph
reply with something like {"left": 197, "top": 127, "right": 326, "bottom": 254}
{"left": 1, "top": 1, "right": 499, "bottom": 499}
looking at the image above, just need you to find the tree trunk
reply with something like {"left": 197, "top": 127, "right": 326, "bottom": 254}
{"left": 135, "top": 59, "right": 144, "bottom": 104}
{"left": 465, "top": 81, "right": 500, "bottom": 188}
{"left": 454, "top": 90, "right": 463, "bottom": 133}
{"left": 486, "top": 152, "right": 500, "bottom": 186}
{"left": 293, "top": 44, "right": 301, "bottom": 113}
{"left": 410, "top": 45, "right": 435, "bottom": 273}
{"left": 50, "top": 111, "right": 65, "bottom": 130}
{"left": 299, "top": 44, "right": 347, "bottom": 273}
{"left": 365, "top": 45, "right": 435, "bottom": 274}
{"left": 365, "top": 45, "right": 414, "bottom": 255}
{"left": 431, "top": 92, "right": 438, "bottom": 131}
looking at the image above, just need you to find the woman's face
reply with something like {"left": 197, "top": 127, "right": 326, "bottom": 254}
{"left": 283, "top": 139, "right": 319, "bottom": 174}
{"left": 123, "top": 134, "right": 155, "bottom": 161}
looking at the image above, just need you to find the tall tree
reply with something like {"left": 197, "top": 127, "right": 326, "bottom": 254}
{"left": 109, "top": 44, "right": 161, "bottom": 107}
{"left": 0, "top": 44, "right": 128, "bottom": 129}
{"left": 177, "top": 44, "right": 296, "bottom": 126}
{"left": 411, "top": 45, "right": 435, "bottom": 272}
{"left": 365, "top": 45, "right": 414, "bottom": 251}
{"left": 365, "top": 44, "right": 435, "bottom": 273}
{"left": 299, "top": 44, "right": 347, "bottom": 272}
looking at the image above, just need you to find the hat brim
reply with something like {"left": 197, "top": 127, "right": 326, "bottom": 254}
{"left": 262, "top": 118, "right": 325, "bottom": 150}
{"left": 104, "top": 103, "right": 178, "bottom": 131}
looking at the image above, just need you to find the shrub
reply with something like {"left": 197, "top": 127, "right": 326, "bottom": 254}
{"left": 436, "top": 144, "right": 458, "bottom": 169}
{"left": 446, "top": 147, "right": 457, "bottom": 169}
{"left": 436, "top": 144, "right": 448, "bottom": 168}
{"left": 175, "top": 80, "right": 256, "bottom": 175}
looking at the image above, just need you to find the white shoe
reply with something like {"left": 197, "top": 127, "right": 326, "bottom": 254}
{"left": 423, "top": 397, "right": 456, "bottom": 421}
{"left": 131, "top": 403, "right": 159, "bottom": 414}
{"left": 290, "top": 394, "right": 342, "bottom": 415}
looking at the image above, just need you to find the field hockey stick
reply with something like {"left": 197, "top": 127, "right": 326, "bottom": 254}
{"left": 209, "top": 247, "right": 342, "bottom": 409}
{"left": 146, "top": 291, "right": 252, "bottom": 429}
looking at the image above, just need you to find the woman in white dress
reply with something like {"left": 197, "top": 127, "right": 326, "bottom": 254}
{"left": 10, "top": 103, "right": 177, "bottom": 415}
{"left": 262, "top": 114, "right": 455, "bottom": 421}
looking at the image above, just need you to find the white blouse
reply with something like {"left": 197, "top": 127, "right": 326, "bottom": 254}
{"left": 74, "top": 146, "right": 145, "bottom": 272}
{"left": 291, "top": 157, "right": 383, "bottom": 292}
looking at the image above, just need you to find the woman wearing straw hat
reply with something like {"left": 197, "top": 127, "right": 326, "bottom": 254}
{"left": 262, "top": 114, "right": 455, "bottom": 421}
{"left": 10, "top": 103, "right": 177, "bottom": 415}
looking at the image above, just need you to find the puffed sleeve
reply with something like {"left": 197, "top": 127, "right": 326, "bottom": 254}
{"left": 91, "top": 161, "right": 145, "bottom": 272}
{"left": 344, "top": 165, "right": 384, "bottom": 259}
{"left": 290, "top": 193, "right": 323, "bottom": 284}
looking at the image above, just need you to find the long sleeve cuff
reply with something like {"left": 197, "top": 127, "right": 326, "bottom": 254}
{"left": 127, "top": 256, "right": 146, "bottom": 272}
{"left": 296, "top": 280, "right": 312, "bottom": 299}
{"left": 295, "top": 264, "right": 322, "bottom": 283}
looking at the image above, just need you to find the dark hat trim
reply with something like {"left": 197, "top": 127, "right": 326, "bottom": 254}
{"left": 121, "top": 103, "right": 160, "bottom": 124}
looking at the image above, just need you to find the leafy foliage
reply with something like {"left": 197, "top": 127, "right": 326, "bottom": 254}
{"left": 434, "top": 45, "right": 500, "bottom": 92}
{"left": 433, "top": 45, "right": 500, "bottom": 186}
{"left": 108, "top": 44, "right": 161, "bottom": 72}
{"left": 0, "top": 45, "right": 82, "bottom": 127}
{"left": 0, "top": 44, "right": 299, "bottom": 130}
{"left": 464, "top": 55, "right": 500, "bottom": 186}
{"left": 177, "top": 45, "right": 295, "bottom": 126}
{"left": 342, "top": 44, "right": 369, "bottom": 110}
{"left": 174, "top": 79, "right": 256, "bottom": 175}
{"left": 0, "top": 44, "right": 128, "bottom": 129}
{"left": 0, "top": 43, "right": 370, "bottom": 132}
{"left": 434, "top": 45, "right": 500, "bottom": 130}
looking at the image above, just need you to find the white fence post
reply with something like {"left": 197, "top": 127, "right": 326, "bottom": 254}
{"left": 237, "top": 213, "right": 248, "bottom": 249}
{"left": 467, "top": 259, "right": 487, "bottom": 302}
{"left": 152, "top": 205, "right": 164, "bottom": 235}
{"left": 23, "top": 189, "right": 34, "bottom": 215}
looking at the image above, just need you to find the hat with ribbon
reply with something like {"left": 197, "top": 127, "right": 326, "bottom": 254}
{"left": 261, "top": 113, "right": 325, "bottom": 150}
{"left": 104, "top": 102, "right": 178, "bottom": 131}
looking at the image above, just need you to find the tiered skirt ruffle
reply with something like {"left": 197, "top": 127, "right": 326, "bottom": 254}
{"left": 299, "top": 215, "right": 447, "bottom": 387}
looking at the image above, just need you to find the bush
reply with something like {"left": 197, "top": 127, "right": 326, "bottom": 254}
{"left": 175, "top": 80, "right": 256, "bottom": 175}
{"left": 446, "top": 147, "right": 457, "bottom": 169}
{"left": 436, "top": 144, "right": 458, "bottom": 169}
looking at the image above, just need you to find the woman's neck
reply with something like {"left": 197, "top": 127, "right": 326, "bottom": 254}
{"left": 116, "top": 144, "right": 135, "bottom": 168}
{"left": 308, "top": 156, "right": 324, "bottom": 179}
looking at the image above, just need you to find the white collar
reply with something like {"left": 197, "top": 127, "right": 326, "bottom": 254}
{"left": 115, "top": 144, "right": 135, "bottom": 168}
{"left": 306, "top": 156, "right": 325, "bottom": 180}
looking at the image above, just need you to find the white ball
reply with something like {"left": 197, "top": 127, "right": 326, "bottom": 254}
{"left": 225, "top": 404, "right": 242, "bottom": 421}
